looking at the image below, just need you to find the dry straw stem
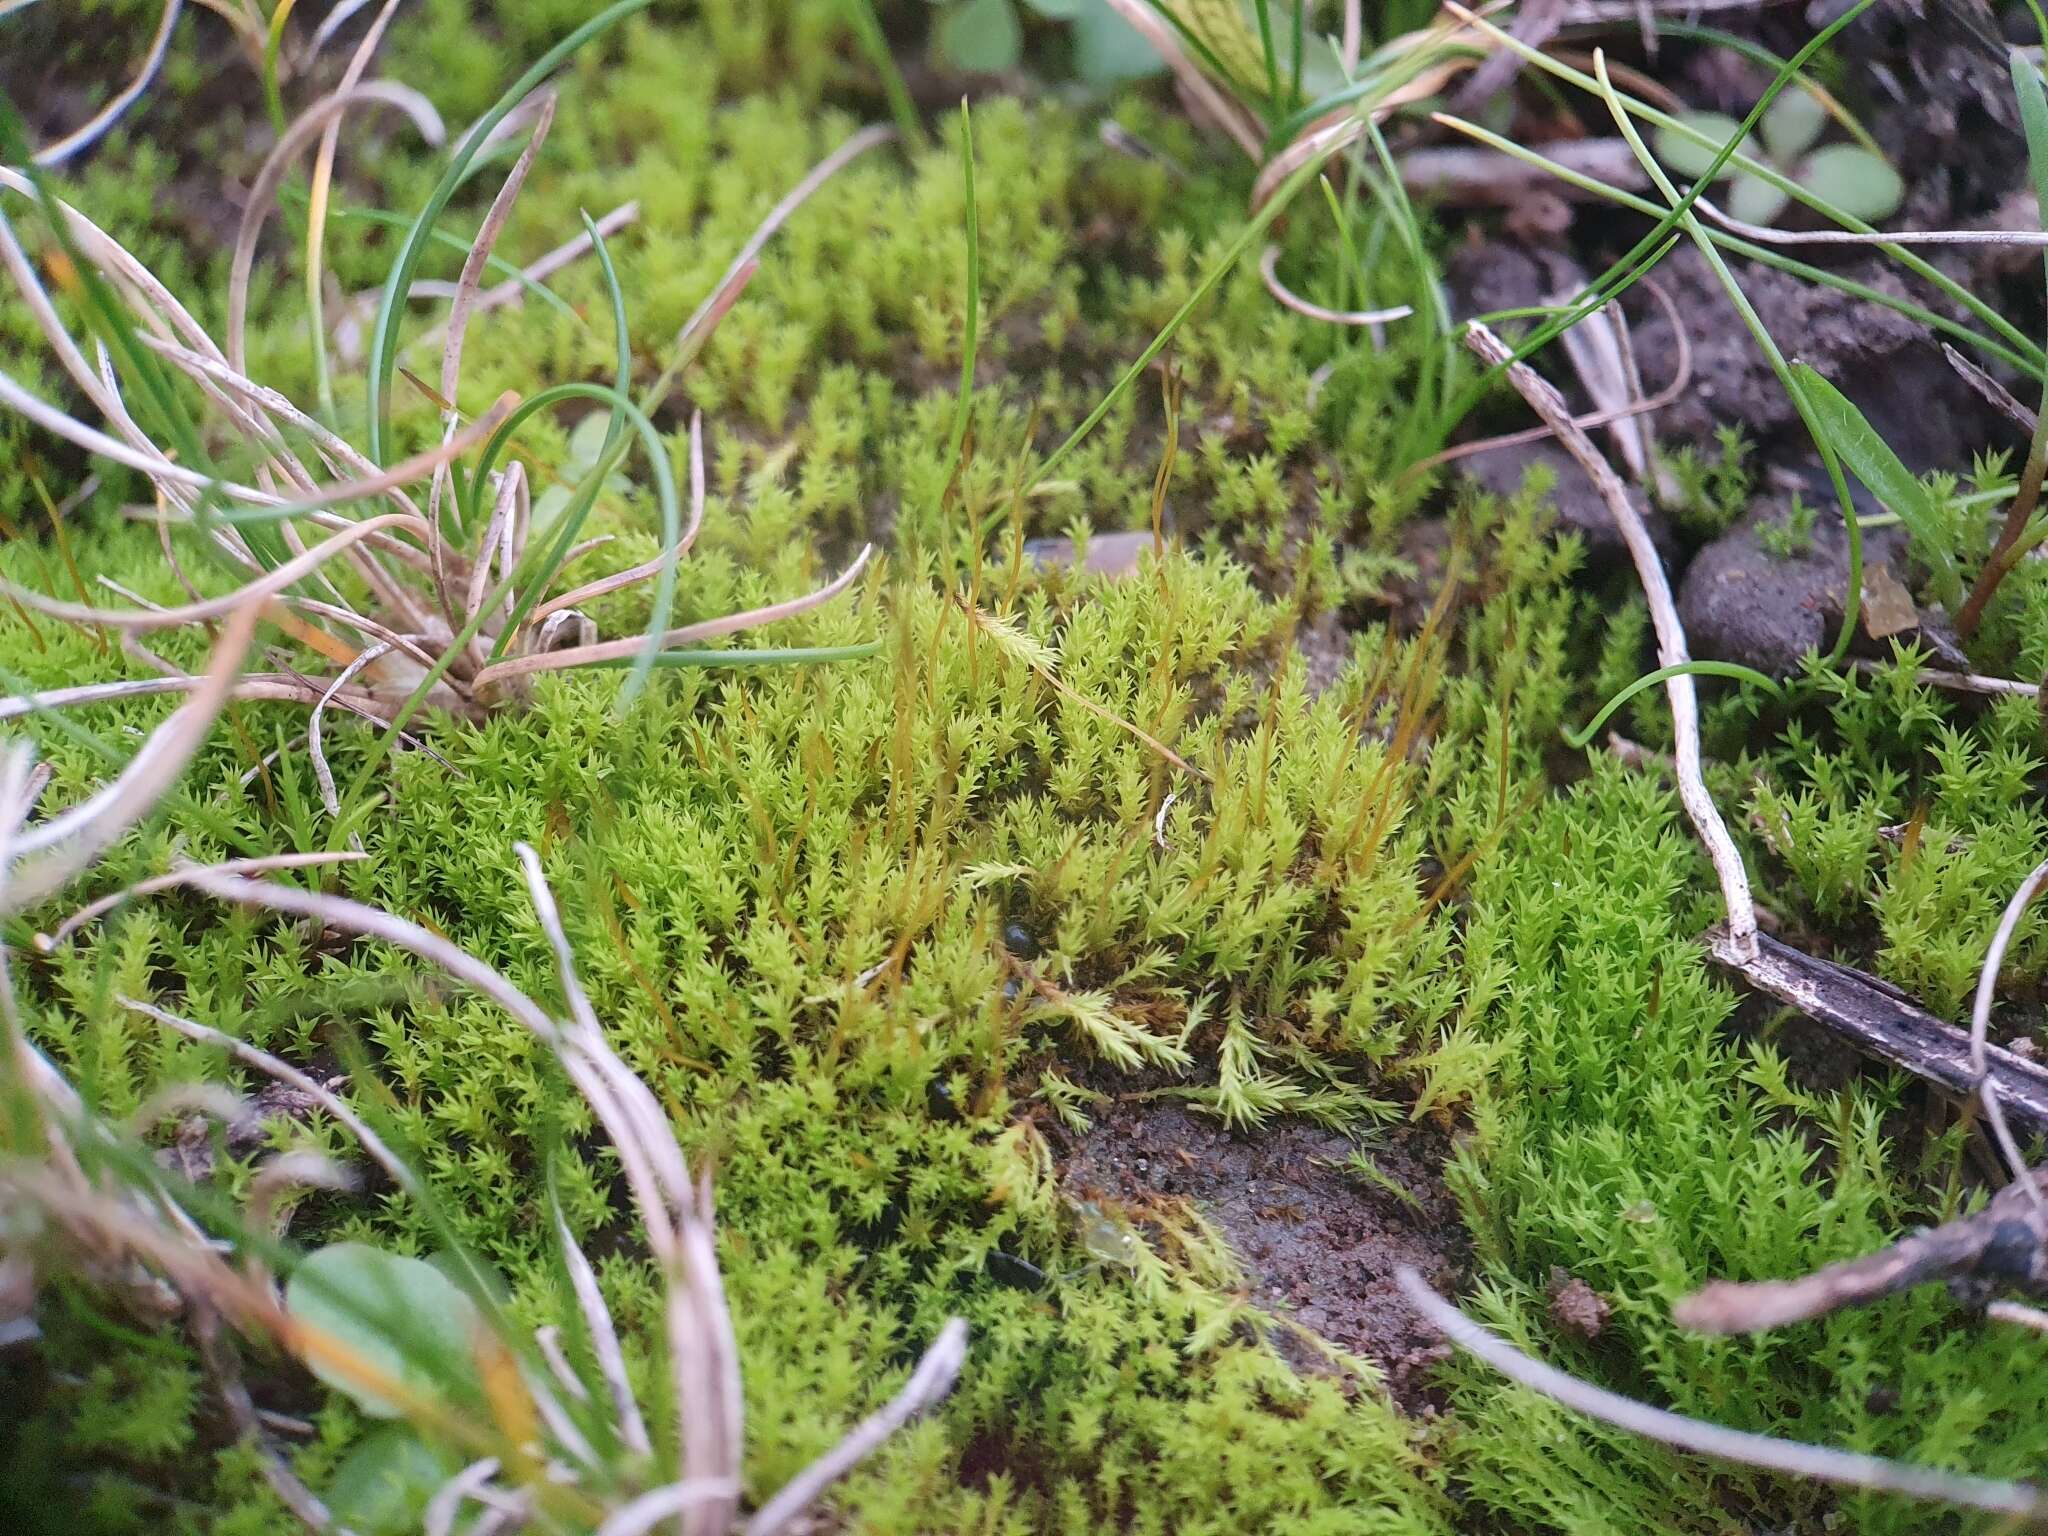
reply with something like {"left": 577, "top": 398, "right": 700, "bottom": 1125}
{"left": 1405, "top": 275, "right": 1690, "bottom": 481}
{"left": 1970, "top": 859, "right": 2048, "bottom": 1211}
{"left": 1398, "top": 1267, "right": 2048, "bottom": 1518}
{"left": 1096, "top": 0, "right": 1263, "bottom": 160}
{"left": 19, "top": 0, "right": 183, "bottom": 167}
{"left": 1257, "top": 245, "right": 1413, "bottom": 325}
{"left": 1462, "top": 318, "right": 1758, "bottom": 956}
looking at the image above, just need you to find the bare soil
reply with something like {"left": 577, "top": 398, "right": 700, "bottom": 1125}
{"left": 1053, "top": 1097, "right": 1470, "bottom": 1410}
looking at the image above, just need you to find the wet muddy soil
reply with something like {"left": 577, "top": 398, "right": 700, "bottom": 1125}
{"left": 1054, "top": 1097, "right": 1470, "bottom": 1410}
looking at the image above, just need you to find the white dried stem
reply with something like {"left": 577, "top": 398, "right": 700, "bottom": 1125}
{"left": 424, "top": 1458, "right": 502, "bottom": 1536}
{"left": 1256, "top": 246, "right": 1414, "bottom": 327}
{"left": 37, "top": 852, "right": 363, "bottom": 950}
{"left": 555, "top": 1214, "right": 653, "bottom": 1459}
{"left": 742, "top": 1318, "right": 970, "bottom": 1536}
{"left": 1463, "top": 319, "right": 1758, "bottom": 956}
{"left": 408, "top": 201, "right": 641, "bottom": 322}
{"left": 118, "top": 994, "right": 419, "bottom": 1197}
{"left": 5, "top": 600, "right": 262, "bottom": 911}
{"left": 27, "top": 0, "right": 183, "bottom": 167}
{"left": 593, "top": 1481, "right": 742, "bottom": 1536}
{"left": 431, "top": 93, "right": 556, "bottom": 537}
{"left": 672, "top": 124, "right": 896, "bottom": 359}
{"left": 532, "top": 412, "right": 708, "bottom": 625}
{"left": 1970, "top": 859, "right": 2048, "bottom": 1214}
{"left": 471, "top": 544, "right": 873, "bottom": 690}
{"left": 310, "top": 643, "right": 400, "bottom": 821}
{"left": 1398, "top": 1267, "right": 2047, "bottom": 1517}
{"left": 230, "top": 81, "right": 446, "bottom": 375}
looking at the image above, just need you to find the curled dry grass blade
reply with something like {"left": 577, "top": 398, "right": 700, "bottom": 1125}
{"left": 1399, "top": 1268, "right": 2048, "bottom": 1518}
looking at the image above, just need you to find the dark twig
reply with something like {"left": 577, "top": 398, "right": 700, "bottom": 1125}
{"left": 1675, "top": 1168, "right": 2048, "bottom": 1334}
{"left": 1705, "top": 928, "right": 2048, "bottom": 1139}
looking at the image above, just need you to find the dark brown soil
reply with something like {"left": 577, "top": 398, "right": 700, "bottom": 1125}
{"left": 1054, "top": 1098, "right": 1469, "bottom": 1410}
{"left": 1678, "top": 497, "right": 1912, "bottom": 676}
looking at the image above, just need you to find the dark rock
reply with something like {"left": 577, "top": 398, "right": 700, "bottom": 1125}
{"left": 1632, "top": 247, "right": 2013, "bottom": 476}
{"left": 1457, "top": 438, "right": 1676, "bottom": 567}
{"left": 1677, "top": 499, "right": 1911, "bottom": 677}
{"left": 1443, "top": 239, "right": 1549, "bottom": 325}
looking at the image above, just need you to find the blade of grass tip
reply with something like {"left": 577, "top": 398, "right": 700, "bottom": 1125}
{"left": 1432, "top": 0, "right": 1890, "bottom": 431}
{"left": 1031, "top": 146, "right": 1331, "bottom": 488}
{"left": 1591, "top": 49, "right": 1867, "bottom": 663}
{"left": 1251, "top": 0, "right": 1281, "bottom": 117}
{"left": 1563, "top": 661, "right": 1778, "bottom": 750}
{"left": 262, "top": 0, "right": 297, "bottom": 137}
{"left": 938, "top": 99, "right": 979, "bottom": 505}
{"left": 840, "top": 0, "right": 924, "bottom": 148}
{"left": 365, "top": 0, "right": 649, "bottom": 464}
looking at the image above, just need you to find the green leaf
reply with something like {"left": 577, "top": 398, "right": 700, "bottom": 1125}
{"left": 1798, "top": 144, "right": 1903, "bottom": 222}
{"left": 326, "top": 1426, "right": 454, "bottom": 1535}
{"left": 1652, "top": 111, "right": 1754, "bottom": 182}
{"left": 2011, "top": 53, "right": 2048, "bottom": 260}
{"left": 1072, "top": 1, "right": 1166, "bottom": 82}
{"left": 1728, "top": 172, "right": 1791, "bottom": 226}
{"left": 1760, "top": 88, "right": 1827, "bottom": 162}
{"left": 1021, "top": 0, "right": 1085, "bottom": 16}
{"left": 936, "top": 0, "right": 1023, "bottom": 74}
{"left": 1791, "top": 362, "right": 1956, "bottom": 591}
{"left": 285, "top": 1243, "right": 480, "bottom": 1418}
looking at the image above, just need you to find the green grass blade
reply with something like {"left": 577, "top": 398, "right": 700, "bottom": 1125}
{"left": 938, "top": 99, "right": 980, "bottom": 499}
{"left": 1792, "top": 362, "right": 1955, "bottom": 592}
{"left": 1592, "top": 53, "right": 1868, "bottom": 663}
{"left": 364, "top": 0, "right": 649, "bottom": 464}
{"left": 1563, "top": 662, "right": 1779, "bottom": 750}
{"left": 1032, "top": 146, "right": 1330, "bottom": 487}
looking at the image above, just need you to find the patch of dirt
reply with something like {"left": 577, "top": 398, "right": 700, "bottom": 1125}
{"left": 1632, "top": 246, "right": 2013, "bottom": 476}
{"left": 1054, "top": 1098, "right": 1469, "bottom": 1410}
{"left": 1456, "top": 437, "right": 1676, "bottom": 568}
{"left": 1678, "top": 496, "right": 1905, "bottom": 675}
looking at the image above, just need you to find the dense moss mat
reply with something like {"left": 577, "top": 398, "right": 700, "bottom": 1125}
{"left": 12, "top": 3, "right": 2048, "bottom": 1534}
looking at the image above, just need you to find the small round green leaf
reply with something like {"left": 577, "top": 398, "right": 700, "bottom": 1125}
{"left": 285, "top": 1242, "right": 480, "bottom": 1418}
{"left": 1728, "top": 172, "right": 1791, "bottom": 226}
{"left": 1072, "top": 2, "right": 1165, "bottom": 83}
{"left": 1799, "top": 144, "right": 1904, "bottom": 222}
{"left": 1761, "top": 88, "right": 1827, "bottom": 163}
{"left": 326, "top": 1425, "right": 454, "bottom": 1535}
{"left": 936, "top": 0, "right": 1024, "bottom": 75}
{"left": 1652, "top": 111, "right": 1755, "bottom": 183}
